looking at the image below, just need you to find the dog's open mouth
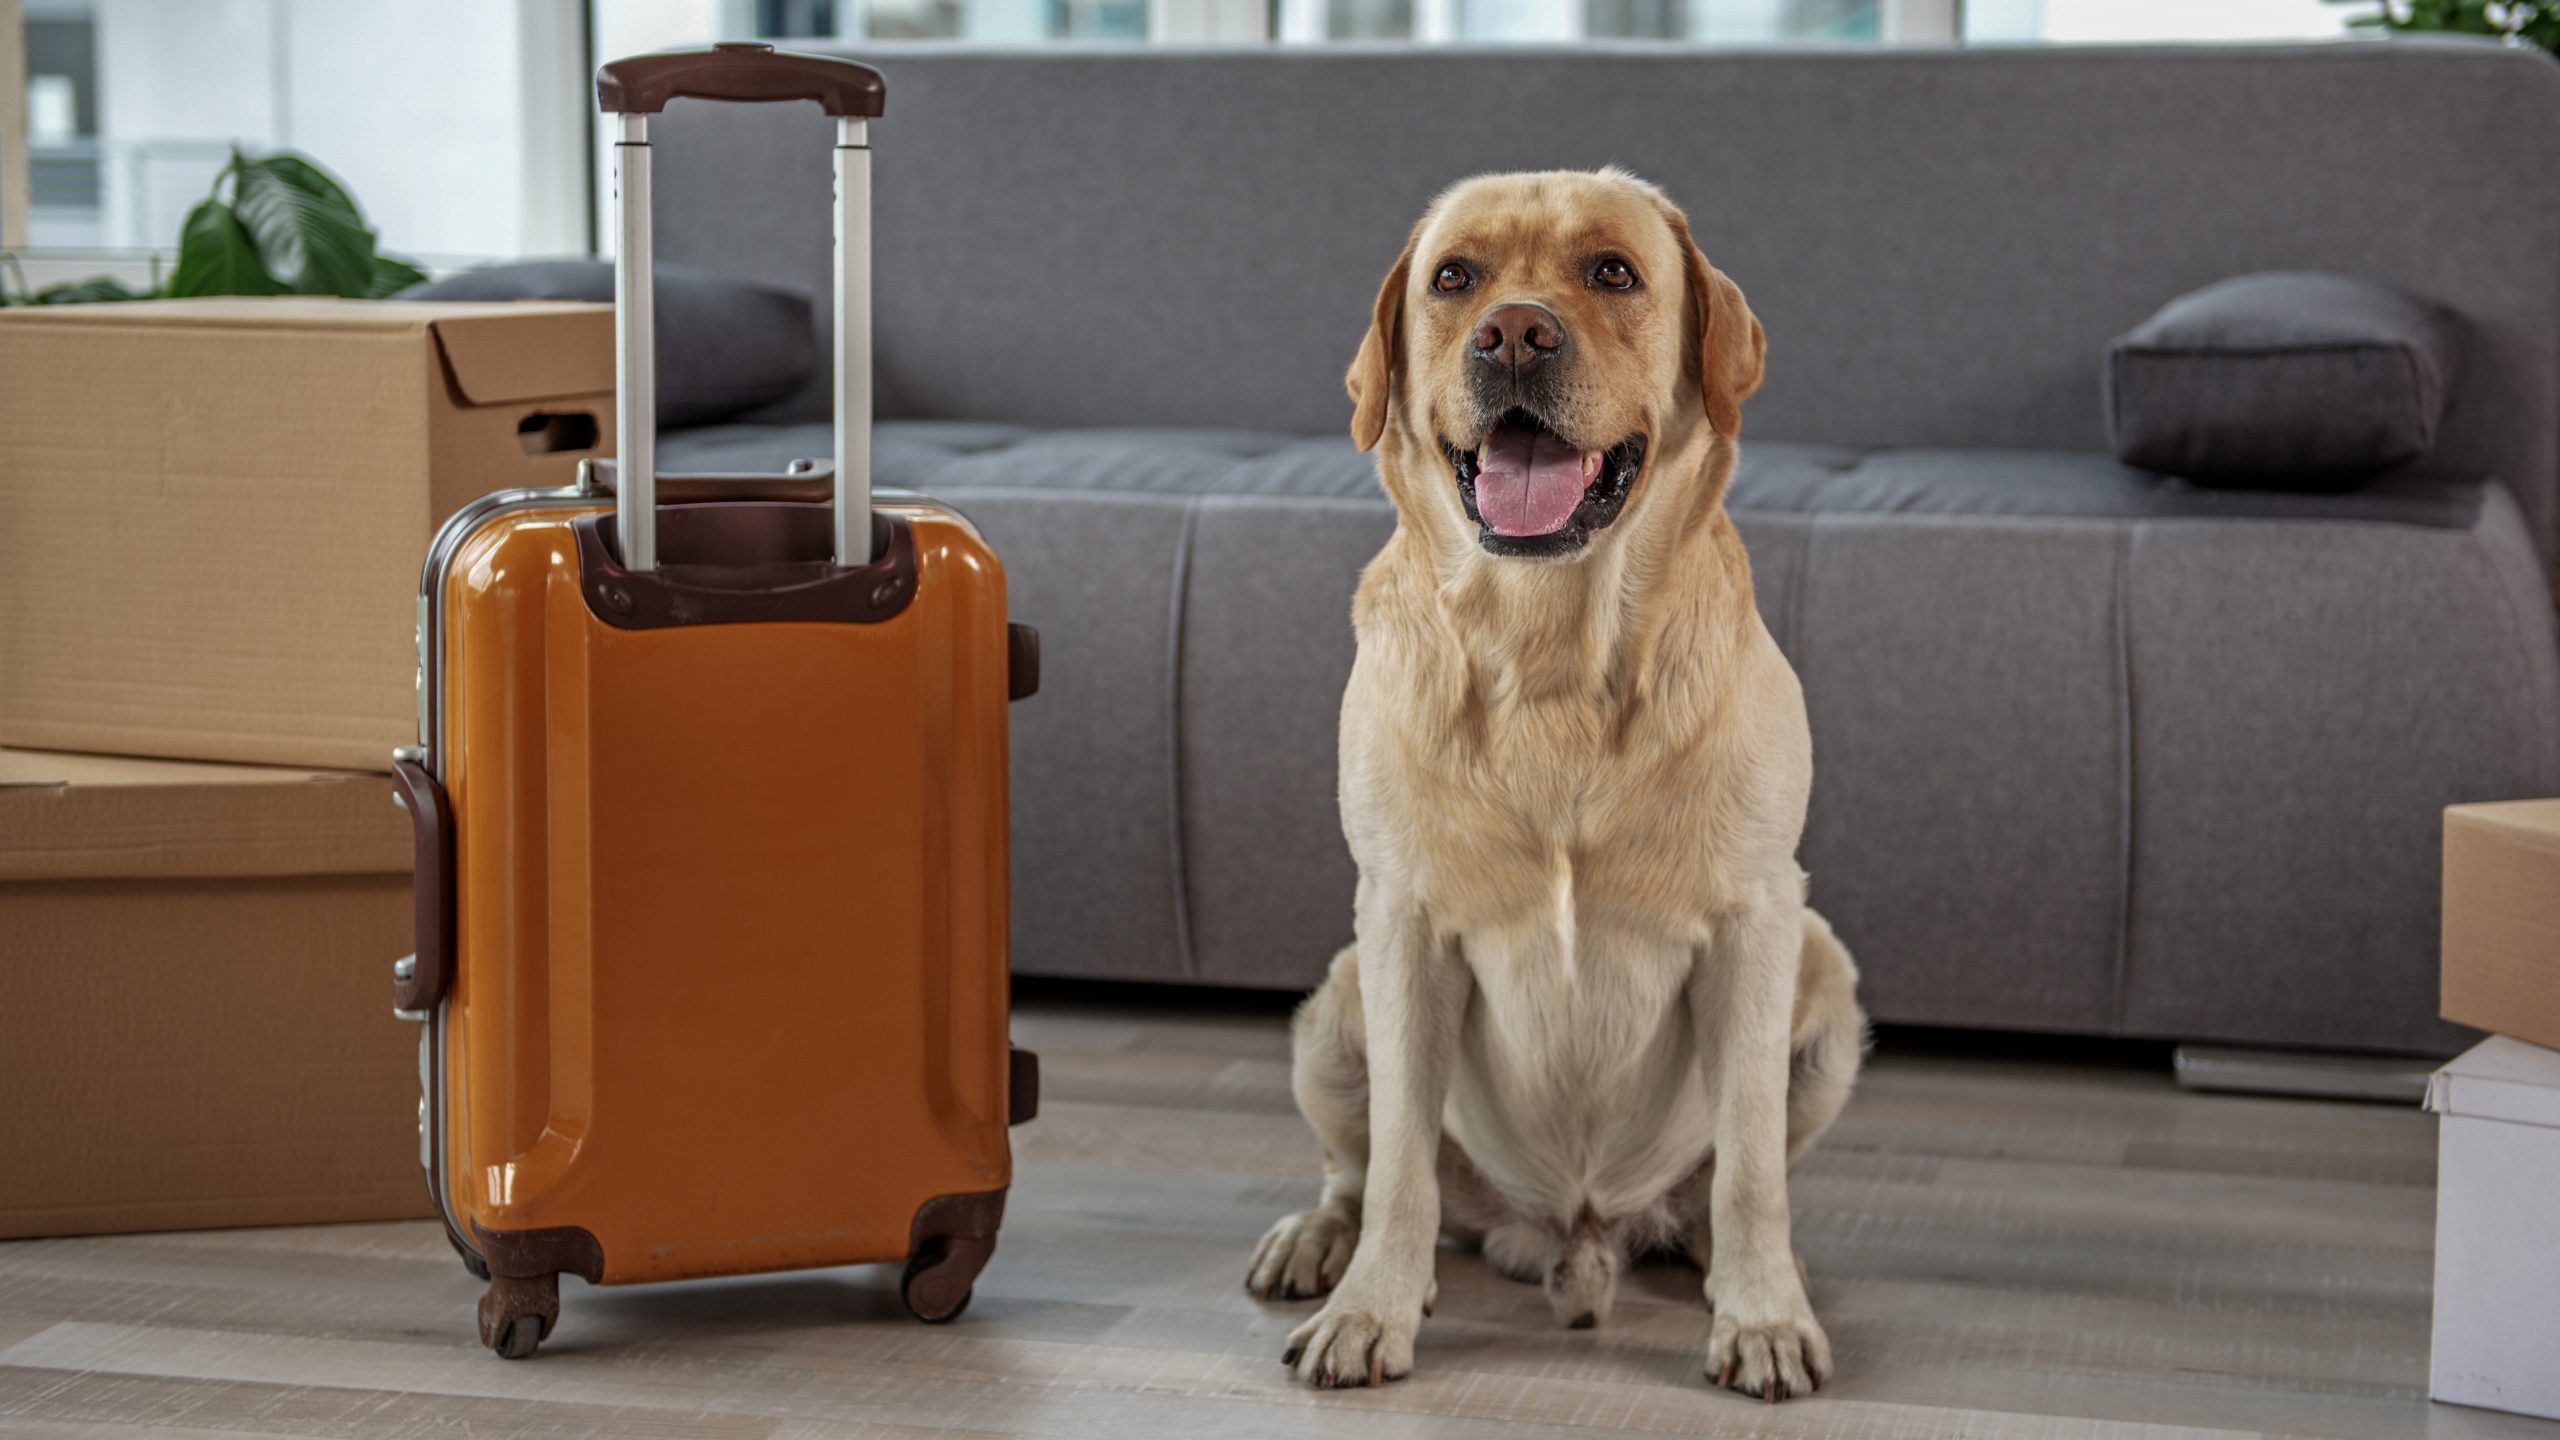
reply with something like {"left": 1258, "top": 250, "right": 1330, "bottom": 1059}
{"left": 1445, "top": 410, "right": 1646, "bottom": 559}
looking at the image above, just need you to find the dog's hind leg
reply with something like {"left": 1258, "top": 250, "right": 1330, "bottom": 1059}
{"left": 1481, "top": 1222, "right": 1552, "bottom": 1284}
{"left": 1785, "top": 906, "right": 1866, "bottom": 1171}
{"left": 1248, "top": 947, "right": 1369, "bottom": 1302}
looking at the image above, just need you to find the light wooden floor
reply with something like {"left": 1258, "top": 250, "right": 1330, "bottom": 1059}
{"left": 1, "top": 993, "right": 2548, "bottom": 1440}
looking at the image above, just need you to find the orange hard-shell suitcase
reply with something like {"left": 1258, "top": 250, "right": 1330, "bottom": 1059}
{"left": 389, "top": 44, "right": 1039, "bottom": 1359}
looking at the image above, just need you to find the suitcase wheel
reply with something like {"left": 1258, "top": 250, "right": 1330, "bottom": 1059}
{"left": 496, "top": 1314, "right": 544, "bottom": 1360}
{"left": 477, "top": 1272, "right": 560, "bottom": 1359}
{"left": 901, "top": 1239, "right": 990, "bottom": 1324}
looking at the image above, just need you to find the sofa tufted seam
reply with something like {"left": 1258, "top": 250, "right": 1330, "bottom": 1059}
{"left": 2469, "top": 505, "right": 2560, "bottom": 789}
{"left": 1164, "top": 494, "right": 1205, "bottom": 980}
{"left": 2109, "top": 523, "right": 2140, "bottom": 1031}
{"left": 1784, "top": 512, "right": 1813, "bottom": 661}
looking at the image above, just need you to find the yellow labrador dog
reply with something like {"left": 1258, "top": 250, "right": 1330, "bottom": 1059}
{"left": 1246, "top": 169, "right": 1867, "bottom": 1402}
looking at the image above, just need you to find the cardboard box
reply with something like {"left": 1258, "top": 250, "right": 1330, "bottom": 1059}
{"left": 0, "top": 297, "right": 613, "bottom": 771}
{"left": 0, "top": 747, "right": 429, "bottom": 1238}
{"left": 2442, "top": 800, "right": 2560, "bottom": 1051}
{"left": 2426, "top": 1037, "right": 2560, "bottom": 1421}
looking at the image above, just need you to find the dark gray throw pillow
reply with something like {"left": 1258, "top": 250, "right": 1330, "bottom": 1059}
{"left": 398, "top": 259, "right": 815, "bottom": 429}
{"left": 2104, "top": 272, "right": 2458, "bottom": 489}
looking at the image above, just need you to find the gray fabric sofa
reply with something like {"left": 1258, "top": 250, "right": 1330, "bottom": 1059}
{"left": 651, "top": 40, "right": 2560, "bottom": 1055}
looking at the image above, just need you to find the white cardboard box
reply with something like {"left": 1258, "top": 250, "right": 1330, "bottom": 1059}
{"left": 2425, "top": 1036, "right": 2560, "bottom": 1421}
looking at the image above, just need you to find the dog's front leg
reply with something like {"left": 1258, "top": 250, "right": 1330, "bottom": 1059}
{"left": 1286, "top": 889, "right": 1466, "bottom": 1389}
{"left": 1692, "top": 893, "right": 1830, "bottom": 1402}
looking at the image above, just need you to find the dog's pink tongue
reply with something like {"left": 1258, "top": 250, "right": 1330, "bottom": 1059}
{"left": 1475, "top": 422, "right": 1596, "bottom": 537}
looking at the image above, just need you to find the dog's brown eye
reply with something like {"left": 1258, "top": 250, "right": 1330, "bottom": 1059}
{"left": 1432, "top": 262, "right": 1473, "bottom": 294}
{"left": 1591, "top": 258, "right": 1637, "bottom": 291}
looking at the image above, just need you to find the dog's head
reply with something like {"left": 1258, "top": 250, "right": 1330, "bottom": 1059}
{"left": 1348, "top": 169, "right": 1764, "bottom": 561}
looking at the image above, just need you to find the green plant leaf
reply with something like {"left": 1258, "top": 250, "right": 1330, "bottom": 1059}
{"left": 231, "top": 153, "right": 379, "bottom": 296}
{"left": 32, "top": 276, "right": 150, "bottom": 304}
{"left": 367, "top": 253, "right": 430, "bottom": 298}
{"left": 164, "top": 199, "right": 286, "bottom": 298}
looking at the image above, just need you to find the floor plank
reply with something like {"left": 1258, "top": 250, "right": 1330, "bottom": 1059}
{"left": 0, "top": 995, "right": 2546, "bottom": 1439}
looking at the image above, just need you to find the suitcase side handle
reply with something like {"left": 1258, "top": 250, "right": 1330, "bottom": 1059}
{"left": 1008, "top": 1048, "right": 1040, "bottom": 1126}
{"left": 597, "top": 42, "right": 883, "bottom": 118}
{"left": 599, "top": 43, "right": 879, "bottom": 574}
{"left": 1007, "top": 623, "right": 1040, "bottom": 702}
{"left": 390, "top": 757, "right": 455, "bottom": 1017}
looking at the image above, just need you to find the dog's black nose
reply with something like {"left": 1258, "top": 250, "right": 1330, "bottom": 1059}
{"left": 1473, "top": 304, "right": 1566, "bottom": 368}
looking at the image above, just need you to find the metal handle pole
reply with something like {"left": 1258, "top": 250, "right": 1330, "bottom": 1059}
{"left": 833, "top": 117, "right": 872, "bottom": 565}
{"left": 615, "top": 113, "right": 658, "bottom": 572}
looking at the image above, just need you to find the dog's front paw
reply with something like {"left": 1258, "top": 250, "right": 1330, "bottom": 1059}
{"left": 1704, "top": 1271, "right": 1830, "bottom": 1402}
{"left": 1284, "top": 1287, "right": 1421, "bottom": 1389}
{"left": 1247, "top": 1208, "right": 1358, "bottom": 1302}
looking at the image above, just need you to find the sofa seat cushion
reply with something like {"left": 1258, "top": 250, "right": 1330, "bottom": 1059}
{"left": 661, "top": 421, "right": 2493, "bottom": 529}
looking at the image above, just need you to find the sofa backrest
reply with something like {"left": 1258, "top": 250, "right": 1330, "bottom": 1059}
{"left": 648, "top": 39, "right": 2560, "bottom": 560}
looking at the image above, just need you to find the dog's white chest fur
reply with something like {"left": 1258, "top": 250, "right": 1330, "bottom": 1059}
{"left": 1441, "top": 866, "right": 1719, "bottom": 1227}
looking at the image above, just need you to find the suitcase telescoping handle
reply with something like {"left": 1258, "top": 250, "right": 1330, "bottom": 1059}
{"left": 595, "top": 43, "right": 887, "bottom": 572}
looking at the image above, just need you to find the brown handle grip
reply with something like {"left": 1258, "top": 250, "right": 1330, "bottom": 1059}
{"left": 596, "top": 42, "right": 884, "bottom": 118}
{"left": 391, "top": 759, "right": 454, "bottom": 1015}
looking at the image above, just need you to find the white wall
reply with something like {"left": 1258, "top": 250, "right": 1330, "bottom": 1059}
{"left": 2041, "top": 0, "right": 2345, "bottom": 41}
{"left": 93, "top": 0, "right": 279, "bottom": 251}
{"left": 1971, "top": 0, "right": 2350, "bottom": 42}
{"left": 89, "top": 0, "right": 585, "bottom": 263}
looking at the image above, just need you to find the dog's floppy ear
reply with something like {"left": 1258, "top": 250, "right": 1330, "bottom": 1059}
{"left": 1346, "top": 230, "right": 1418, "bottom": 453}
{"left": 1671, "top": 213, "right": 1766, "bottom": 438}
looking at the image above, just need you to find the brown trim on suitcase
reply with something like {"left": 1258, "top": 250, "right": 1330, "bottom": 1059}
{"left": 574, "top": 503, "right": 918, "bottom": 630}
{"left": 596, "top": 42, "right": 884, "bottom": 119}
{"left": 910, "top": 1189, "right": 1006, "bottom": 1249}
{"left": 391, "top": 759, "right": 454, "bottom": 1014}
{"left": 470, "top": 1219, "right": 607, "bottom": 1283}
{"left": 477, "top": 1272, "right": 560, "bottom": 1354}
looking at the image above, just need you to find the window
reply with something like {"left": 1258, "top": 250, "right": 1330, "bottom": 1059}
{"left": 1966, "top": 0, "right": 2349, "bottom": 41}
{"left": 8, "top": 0, "right": 586, "bottom": 267}
{"left": 22, "top": 5, "right": 100, "bottom": 249}
{"left": 4, "top": 0, "right": 2376, "bottom": 270}
{"left": 745, "top": 0, "right": 1151, "bottom": 41}
{"left": 1277, "top": 0, "right": 1883, "bottom": 40}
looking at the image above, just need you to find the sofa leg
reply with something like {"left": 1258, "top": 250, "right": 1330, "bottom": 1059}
{"left": 2171, "top": 1044, "right": 2432, "bottom": 1104}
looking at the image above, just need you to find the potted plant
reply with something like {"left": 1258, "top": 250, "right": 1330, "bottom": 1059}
{"left": 2, "top": 149, "right": 425, "bottom": 305}
{"left": 2325, "top": 0, "right": 2560, "bottom": 53}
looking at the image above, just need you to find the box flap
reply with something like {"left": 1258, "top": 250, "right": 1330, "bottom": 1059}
{"left": 2425, "top": 1036, "right": 2560, "bottom": 1131}
{"left": 0, "top": 296, "right": 606, "bottom": 334}
{"left": 429, "top": 305, "right": 615, "bottom": 405}
{"left": 2446, "top": 799, "right": 2560, "bottom": 857}
{"left": 0, "top": 296, "right": 429, "bottom": 332}
{"left": 0, "top": 749, "right": 409, "bottom": 882}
